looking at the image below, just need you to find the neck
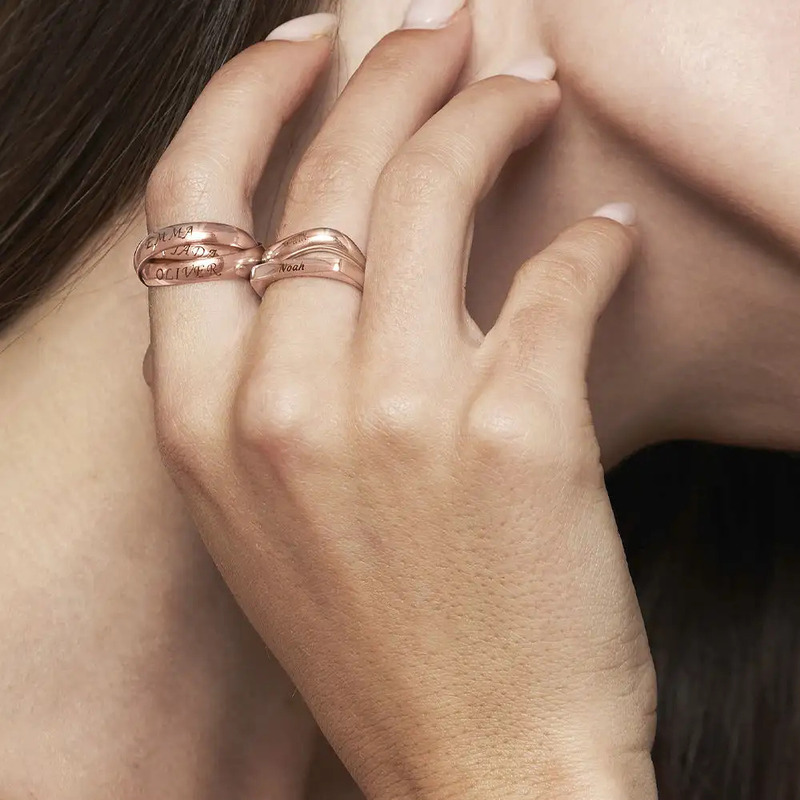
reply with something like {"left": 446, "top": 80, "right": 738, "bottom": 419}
{"left": 466, "top": 87, "right": 800, "bottom": 466}
{"left": 0, "top": 216, "right": 318, "bottom": 796}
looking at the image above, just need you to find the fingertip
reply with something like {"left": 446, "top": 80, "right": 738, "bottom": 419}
{"left": 591, "top": 202, "right": 637, "bottom": 227}
{"left": 588, "top": 203, "right": 640, "bottom": 255}
{"left": 264, "top": 12, "right": 339, "bottom": 43}
{"left": 498, "top": 56, "right": 558, "bottom": 83}
{"left": 401, "top": 0, "right": 467, "bottom": 30}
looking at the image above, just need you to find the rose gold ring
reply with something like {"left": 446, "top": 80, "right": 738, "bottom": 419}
{"left": 249, "top": 228, "right": 366, "bottom": 298}
{"left": 134, "top": 222, "right": 264, "bottom": 287}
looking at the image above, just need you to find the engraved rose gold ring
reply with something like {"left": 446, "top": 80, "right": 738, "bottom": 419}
{"left": 134, "top": 223, "right": 367, "bottom": 294}
{"left": 249, "top": 228, "right": 366, "bottom": 297}
{"left": 134, "top": 223, "right": 264, "bottom": 287}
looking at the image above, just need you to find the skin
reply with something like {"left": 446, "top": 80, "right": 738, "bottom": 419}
{"left": 0, "top": 0, "right": 797, "bottom": 797}
{"left": 147, "top": 11, "right": 657, "bottom": 798}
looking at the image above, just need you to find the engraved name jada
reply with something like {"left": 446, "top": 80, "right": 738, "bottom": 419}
{"left": 164, "top": 243, "right": 219, "bottom": 258}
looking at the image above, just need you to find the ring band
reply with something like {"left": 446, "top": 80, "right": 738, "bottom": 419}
{"left": 250, "top": 228, "right": 367, "bottom": 297}
{"left": 249, "top": 254, "right": 365, "bottom": 296}
{"left": 134, "top": 222, "right": 262, "bottom": 287}
{"left": 135, "top": 224, "right": 367, "bottom": 294}
{"left": 138, "top": 246, "right": 266, "bottom": 286}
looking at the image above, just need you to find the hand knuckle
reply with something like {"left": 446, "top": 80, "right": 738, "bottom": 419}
{"left": 462, "top": 388, "right": 598, "bottom": 482}
{"left": 361, "top": 31, "right": 421, "bottom": 82}
{"left": 206, "top": 51, "right": 264, "bottom": 93}
{"left": 463, "top": 390, "right": 542, "bottom": 460}
{"left": 233, "top": 377, "right": 317, "bottom": 455}
{"left": 505, "top": 296, "right": 574, "bottom": 354}
{"left": 534, "top": 249, "right": 597, "bottom": 301}
{"left": 146, "top": 159, "right": 214, "bottom": 221}
{"left": 288, "top": 140, "right": 372, "bottom": 210}
{"left": 378, "top": 148, "right": 469, "bottom": 208}
{"left": 510, "top": 250, "right": 599, "bottom": 337}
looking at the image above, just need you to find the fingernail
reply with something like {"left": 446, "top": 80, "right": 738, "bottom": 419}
{"left": 499, "top": 56, "right": 558, "bottom": 82}
{"left": 265, "top": 12, "right": 339, "bottom": 42}
{"left": 401, "top": 0, "right": 466, "bottom": 30}
{"left": 592, "top": 202, "right": 637, "bottom": 226}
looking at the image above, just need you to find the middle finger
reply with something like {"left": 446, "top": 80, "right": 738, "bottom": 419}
{"left": 250, "top": 1, "right": 472, "bottom": 373}
{"left": 358, "top": 59, "right": 560, "bottom": 369}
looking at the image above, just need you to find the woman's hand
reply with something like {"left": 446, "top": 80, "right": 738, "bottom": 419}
{"left": 144, "top": 8, "right": 657, "bottom": 800}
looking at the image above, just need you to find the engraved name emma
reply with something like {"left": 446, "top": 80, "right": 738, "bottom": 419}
{"left": 145, "top": 225, "right": 194, "bottom": 252}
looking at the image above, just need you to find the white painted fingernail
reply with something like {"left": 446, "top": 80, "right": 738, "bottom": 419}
{"left": 265, "top": 12, "right": 339, "bottom": 42}
{"left": 401, "top": 0, "right": 466, "bottom": 30}
{"left": 499, "top": 56, "right": 558, "bottom": 82}
{"left": 592, "top": 202, "right": 637, "bottom": 226}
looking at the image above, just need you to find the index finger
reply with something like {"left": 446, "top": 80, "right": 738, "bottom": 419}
{"left": 144, "top": 14, "right": 337, "bottom": 427}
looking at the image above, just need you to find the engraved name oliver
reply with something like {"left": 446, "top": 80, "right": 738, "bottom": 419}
{"left": 154, "top": 263, "right": 223, "bottom": 281}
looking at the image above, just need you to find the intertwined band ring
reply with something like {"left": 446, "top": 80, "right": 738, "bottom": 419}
{"left": 134, "top": 222, "right": 265, "bottom": 287}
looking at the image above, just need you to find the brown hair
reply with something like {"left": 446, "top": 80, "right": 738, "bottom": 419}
{"left": 1, "top": 1, "right": 799, "bottom": 797}
{"left": 0, "top": 0, "right": 319, "bottom": 329}
{"left": 609, "top": 442, "right": 800, "bottom": 800}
